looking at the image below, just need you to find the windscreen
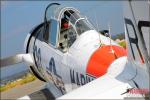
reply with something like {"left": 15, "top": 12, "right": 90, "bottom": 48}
{"left": 65, "top": 10, "right": 94, "bottom": 35}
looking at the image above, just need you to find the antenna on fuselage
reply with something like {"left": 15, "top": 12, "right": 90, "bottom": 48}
{"left": 108, "top": 23, "right": 118, "bottom": 59}
{"left": 94, "top": 12, "right": 99, "bottom": 32}
{"left": 93, "top": 12, "right": 102, "bottom": 45}
{"left": 108, "top": 23, "right": 112, "bottom": 47}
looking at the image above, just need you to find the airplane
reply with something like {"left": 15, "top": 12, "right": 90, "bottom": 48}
{"left": 0, "top": 0, "right": 149, "bottom": 99}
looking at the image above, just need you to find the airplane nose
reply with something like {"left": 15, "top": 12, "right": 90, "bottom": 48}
{"left": 86, "top": 45, "right": 127, "bottom": 77}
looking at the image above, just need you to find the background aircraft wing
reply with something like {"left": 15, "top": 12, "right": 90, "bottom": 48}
{"left": 0, "top": 53, "right": 34, "bottom": 68}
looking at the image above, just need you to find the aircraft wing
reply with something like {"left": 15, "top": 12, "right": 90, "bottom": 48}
{"left": 18, "top": 88, "right": 55, "bottom": 100}
{"left": 0, "top": 53, "right": 34, "bottom": 68}
{"left": 58, "top": 74, "right": 132, "bottom": 99}
{"left": 58, "top": 56, "right": 147, "bottom": 99}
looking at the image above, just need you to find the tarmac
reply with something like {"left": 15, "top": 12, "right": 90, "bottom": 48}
{"left": 0, "top": 79, "right": 54, "bottom": 100}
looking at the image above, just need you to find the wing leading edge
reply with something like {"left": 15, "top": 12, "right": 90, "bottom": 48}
{"left": 0, "top": 53, "right": 34, "bottom": 68}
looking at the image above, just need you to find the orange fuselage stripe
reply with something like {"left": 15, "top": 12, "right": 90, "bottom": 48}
{"left": 86, "top": 45, "right": 127, "bottom": 77}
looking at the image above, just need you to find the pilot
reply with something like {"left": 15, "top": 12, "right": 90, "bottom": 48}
{"left": 60, "top": 16, "right": 77, "bottom": 48}
{"left": 61, "top": 17, "right": 69, "bottom": 30}
{"left": 59, "top": 17, "right": 70, "bottom": 51}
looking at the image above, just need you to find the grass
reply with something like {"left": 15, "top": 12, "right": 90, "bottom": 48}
{"left": 118, "top": 40, "right": 126, "bottom": 49}
{"left": 0, "top": 73, "right": 36, "bottom": 92}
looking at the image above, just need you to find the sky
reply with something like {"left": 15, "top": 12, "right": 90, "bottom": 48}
{"left": 1, "top": 1, "right": 124, "bottom": 78}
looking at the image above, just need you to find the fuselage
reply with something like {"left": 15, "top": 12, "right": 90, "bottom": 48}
{"left": 24, "top": 22, "right": 127, "bottom": 94}
{"left": 23, "top": 3, "right": 127, "bottom": 96}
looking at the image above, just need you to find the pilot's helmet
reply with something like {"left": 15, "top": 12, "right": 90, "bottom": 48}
{"left": 63, "top": 23, "right": 69, "bottom": 28}
{"left": 61, "top": 18, "right": 69, "bottom": 29}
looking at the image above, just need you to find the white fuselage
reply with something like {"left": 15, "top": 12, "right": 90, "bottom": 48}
{"left": 24, "top": 29, "right": 119, "bottom": 95}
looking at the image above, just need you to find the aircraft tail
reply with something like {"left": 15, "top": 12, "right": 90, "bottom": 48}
{"left": 123, "top": 0, "right": 150, "bottom": 72}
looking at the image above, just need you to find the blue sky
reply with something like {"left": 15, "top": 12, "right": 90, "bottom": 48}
{"left": 1, "top": 1, "right": 124, "bottom": 78}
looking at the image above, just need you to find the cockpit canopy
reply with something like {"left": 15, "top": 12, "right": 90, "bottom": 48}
{"left": 44, "top": 3, "right": 94, "bottom": 52}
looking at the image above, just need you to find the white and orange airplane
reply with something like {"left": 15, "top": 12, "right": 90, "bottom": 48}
{"left": 1, "top": 0, "right": 149, "bottom": 99}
